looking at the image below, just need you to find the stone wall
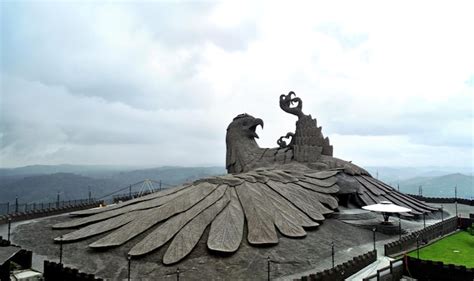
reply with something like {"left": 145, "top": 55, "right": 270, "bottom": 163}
{"left": 43, "top": 261, "right": 103, "bottom": 281}
{"left": 403, "top": 255, "right": 473, "bottom": 281}
{"left": 384, "top": 217, "right": 458, "bottom": 256}
{"left": 293, "top": 250, "right": 377, "bottom": 281}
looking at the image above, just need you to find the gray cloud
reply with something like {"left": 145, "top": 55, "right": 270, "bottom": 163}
{"left": 1, "top": 1, "right": 473, "bottom": 169}
{"left": 1, "top": 1, "right": 257, "bottom": 110}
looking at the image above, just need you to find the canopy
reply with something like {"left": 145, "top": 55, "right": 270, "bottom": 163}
{"left": 362, "top": 201, "right": 411, "bottom": 213}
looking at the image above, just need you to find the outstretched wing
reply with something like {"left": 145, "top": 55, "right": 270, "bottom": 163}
{"left": 53, "top": 169, "right": 340, "bottom": 264}
{"left": 352, "top": 175, "right": 439, "bottom": 215}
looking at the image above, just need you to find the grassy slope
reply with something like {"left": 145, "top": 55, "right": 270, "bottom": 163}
{"left": 408, "top": 231, "right": 474, "bottom": 267}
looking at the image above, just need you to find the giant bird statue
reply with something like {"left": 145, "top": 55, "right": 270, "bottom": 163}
{"left": 53, "top": 92, "right": 437, "bottom": 264}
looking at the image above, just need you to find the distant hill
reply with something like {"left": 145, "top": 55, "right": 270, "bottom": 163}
{"left": 0, "top": 165, "right": 226, "bottom": 204}
{"left": 0, "top": 164, "right": 134, "bottom": 177}
{"left": 109, "top": 166, "right": 226, "bottom": 187}
{"left": 0, "top": 173, "right": 117, "bottom": 203}
{"left": 398, "top": 173, "right": 473, "bottom": 199}
{"left": 365, "top": 166, "right": 473, "bottom": 183}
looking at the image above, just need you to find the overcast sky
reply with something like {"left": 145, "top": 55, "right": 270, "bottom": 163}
{"left": 1, "top": 1, "right": 473, "bottom": 170}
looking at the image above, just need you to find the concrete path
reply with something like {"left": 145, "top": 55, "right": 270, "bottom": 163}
{"left": 0, "top": 214, "right": 67, "bottom": 272}
{"left": 345, "top": 256, "right": 392, "bottom": 280}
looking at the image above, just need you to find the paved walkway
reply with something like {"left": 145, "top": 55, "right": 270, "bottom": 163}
{"left": 345, "top": 256, "right": 392, "bottom": 280}
{"left": 0, "top": 214, "right": 67, "bottom": 272}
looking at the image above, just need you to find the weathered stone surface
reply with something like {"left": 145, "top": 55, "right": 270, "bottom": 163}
{"left": 54, "top": 184, "right": 194, "bottom": 229}
{"left": 236, "top": 181, "right": 278, "bottom": 245}
{"left": 266, "top": 181, "right": 325, "bottom": 221}
{"left": 261, "top": 184, "right": 314, "bottom": 236}
{"left": 207, "top": 189, "right": 244, "bottom": 253}
{"left": 88, "top": 183, "right": 218, "bottom": 248}
{"left": 69, "top": 184, "right": 191, "bottom": 217}
{"left": 295, "top": 180, "right": 339, "bottom": 194}
{"left": 128, "top": 185, "right": 227, "bottom": 256}
{"left": 163, "top": 195, "right": 230, "bottom": 264}
{"left": 57, "top": 209, "right": 143, "bottom": 242}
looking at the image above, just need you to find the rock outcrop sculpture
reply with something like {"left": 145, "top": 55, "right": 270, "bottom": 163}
{"left": 53, "top": 92, "right": 437, "bottom": 264}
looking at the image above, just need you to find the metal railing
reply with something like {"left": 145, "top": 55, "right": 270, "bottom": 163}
{"left": 0, "top": 198, "right": 96, "bottom": 216}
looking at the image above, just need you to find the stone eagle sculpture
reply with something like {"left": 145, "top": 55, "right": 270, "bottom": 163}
{"left": 52, "top": 92, "right": 437, "bottom": 265}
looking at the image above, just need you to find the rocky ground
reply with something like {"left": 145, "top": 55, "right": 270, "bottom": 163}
{"left": 9, "top": 202, "right": 472, "bottom": 280}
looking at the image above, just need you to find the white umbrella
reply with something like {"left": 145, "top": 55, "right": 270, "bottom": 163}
{"left": 362, "top": 201, "right": 411, "bottom": 223}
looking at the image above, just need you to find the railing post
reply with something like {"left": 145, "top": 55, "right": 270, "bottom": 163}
{"left": 7, "top": 218, "right": 12, "bottom": 242}
{"left": 372, "top": 227, "right": 376, "bottom": 251}
{"left": 59, "top": 235, "right": 63, "bottom": 264}
{"left": 15, "top": 197, "right": 18, "bottom": 213}
{"left": 454, "top": 185, "right": 458, "bottom": 217}
{"left": 176, "top": 267, "right": 180, "bottom": 281}
{"left": 6, "top": 202, "right": 9, "bottom": 214}
{"left": 267, "top": 256, "right": 271, "bottom": 281}
{"left": 416, "top": 235, "right": 420, "bottom": 259}
{"left": 398, "top": 215, "right": 402, "bottom": 240}
{"left": 127, "top": 255, "right": 131, "bottom": 281}
{"left": 423, "top": 212, "right": 426, "bottom": 229}
{"left": 331, "top": 242, "right": 335, "bottom": 268}
{"left": 56, "top": 192, "right": 60, "bottom": 208}
{"left": 440, "top": 205, "right": 444, "bottom": 221}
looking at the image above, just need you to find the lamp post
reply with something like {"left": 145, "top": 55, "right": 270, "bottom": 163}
{"left": 331, "top": 242, "right": 335, "bottom": 268}
{"left": 56, "top": 192, "right": 60, "bottom": 208}
{"left": 441, "top": 205, "right": 444, "bottom": 221}
{"left": 454, "top": 185, "right": 458, "bottom": 217}
{"left": 7, "top": 218, "right": 12, "bottom": 242}
{"left": 267, "top": 256, "right": 271, "bottom": 281}
{"left": 59, "top": 236, "right": 63, "bottom": 264}
{"left": 423, "top": 212, "right": 426, "bottom": 229}
{"left": 127, "top": 255, "right": 131, "bottom": 281}
{"left": 398, "top": 215, "right": 402, "bottom": 240}
{"left": 416, "top": 234, "right": 420, "bottom": 259}
{"left": 372, "top": 228, "right": 376, "bottom": 251}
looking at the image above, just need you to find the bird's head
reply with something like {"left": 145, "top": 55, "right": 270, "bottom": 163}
{"left": 226, "top": 114, "right": 264, "bottom": 173}
{"left": 226, "top": 113, "right": 264, "bottom": 140}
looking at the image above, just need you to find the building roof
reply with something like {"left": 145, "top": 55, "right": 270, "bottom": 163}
{"left": 362, "top": 201, "right": 412, "bottom": 213}
{"left": 0, "top": 245, "right": 21, "bottom": 265}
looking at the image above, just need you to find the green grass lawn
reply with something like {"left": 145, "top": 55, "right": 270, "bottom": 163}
{"left": 408, "top": 231, "right": 474, "bottom": 268}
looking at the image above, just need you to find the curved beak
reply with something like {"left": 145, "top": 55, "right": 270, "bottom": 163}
{"left": 254, "top": 118, "right": 264, "bottom": 129}
{"left": 249, "top": 118, "right": 264, "bottom": 139}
